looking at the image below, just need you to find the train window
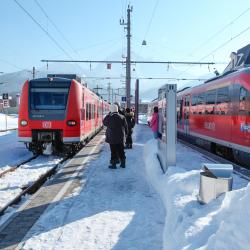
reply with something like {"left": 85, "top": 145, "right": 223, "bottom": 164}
{"left": 89, "top": 103, "right": 91, "bottom": 120}
{"left": 184, "top": 96, "right": 190, "bottom": 107}
{"left": 197, "top": 94, "right": 205, "bottom": 105}
{"left": 177, "top": 98, "right": 183, "bottom": 123}
{"left": 217, "top": 87, "right": 229, "bottom": 104}
{"left": 30, "top": 87, "right": 69, "bottom": 110}
{"left": 191, "top": 95, "right": 197, "bottom": 114}
{"left": 205, "top": 90, "right": 216, "bottom": 114}
{"left": 216, "top": 87, "right": 229, "bottom": 115}
{"left": 191, "top": 95, "right": 197, "bottom": 106}
{"left": 196, "top": 93, "right": 205, "bottom": 114}
{"left": 86, "top": 103, "right": 89, "bottom": 120}
{"left": 239, "top": 87, "right": 247, "bottom": 111}
{"left": 205, "top": 90, "right": 216, "bottom": 104}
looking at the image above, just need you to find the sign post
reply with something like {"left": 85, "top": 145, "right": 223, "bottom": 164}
{"left": 2, "top": 93, "right": 9, "bottom": 130}
{"left": 157, "top": 84, "right": 177, "bottom": 172}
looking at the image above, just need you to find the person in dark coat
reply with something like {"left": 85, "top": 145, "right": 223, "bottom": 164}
{"left": 103, "top": 104, "right": 128, "bottom": 169}
{"left": 114, "top": 102, "right": 125, "bottom": 116}
{"left": 125, "top": 108, "right": 135, "bottom": 148}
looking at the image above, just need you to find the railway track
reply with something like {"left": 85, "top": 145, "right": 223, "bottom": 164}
{"left": 0, "top": 155, "right": 38, "bottom": 178}
{"left": 0, "top": 128, "right": 17, "bottom": 133}
{"left": 0, "top": 156, "right": 69, "bottom": 216}
{"left": 0, "top": 132, "right": 101, "bottom": 216}
{"left": 178, "top": 138, "right": 250, "bottom": 181}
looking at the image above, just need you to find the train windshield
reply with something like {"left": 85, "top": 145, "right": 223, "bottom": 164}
{"left": 30, "top": 87, "right": 69, "bottom": 110}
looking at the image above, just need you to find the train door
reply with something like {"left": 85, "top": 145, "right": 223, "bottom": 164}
{"left": 177, "top": 97, "right": 184, "bottom": 132}
{"left": 91, "top": 103, "right": 95, "bottom": 131}
{"left": 81, "top": 91, "right": 85, "bottom": 135}
{"left": 184, "top": 95, "right": 190, "bottom": 135}
{"left": 232, "top": 85, "right": 248, "bottom": 145}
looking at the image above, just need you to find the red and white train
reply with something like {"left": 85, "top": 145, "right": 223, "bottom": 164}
{"left": 151, "top": 44, "right": 250, "bottom": 167}
{"left": 18, "top": 74, "right": 109, "bottom": 155}
{"left": 176, "top": 44, "right": 250, "bottom": 167}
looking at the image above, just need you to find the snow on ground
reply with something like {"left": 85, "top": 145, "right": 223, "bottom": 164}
{"left": 138, "top": 113, "right": 148, "bottom": 125}
{"left": 19, "top": 125, "right": 165, "bottom": 250}
{"left": 144, "top": 137, "right": 249, "bottom": 250}
{"left": 3, "top": 124, "right": 249, "bottom": 249}
{"left": 0, "top": 156, "right": 62, "bottom": 211}
{"left": 0, "top": 113, "right": 18, "bottom": 130}
{"left": 0, "top": 130, "right": 33, "bottom": 174}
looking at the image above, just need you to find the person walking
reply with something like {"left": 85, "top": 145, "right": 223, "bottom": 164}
{"left": 103, "top": 104, "right": 128, "bottom": 169}
{"left": 125, "top": 108, "right": 135, "bottom": 148}
{"left": 114, "top": 102, "right": 125, "bottom": 116}
{"left": 150, "top": 106, "right": 159, "bottom": 139}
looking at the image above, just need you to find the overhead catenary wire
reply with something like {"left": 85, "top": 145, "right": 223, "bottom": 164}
{"left": 82, "top": 76, "right": 207, "bottom": 81}
{"left": 33, "top": 0, "right": 81, "bottom": 58}
{"left": 198, "top": 26, "right": 250, "bottom": 62}
{"left": 14, "top": 0, "right": 73, "bottom": 60}
{"left": 142, "top": 0, "right": 160, "bottom": 41}
{"left": 180, "top": 7, "right": 250, "bottom": 76}
{"left": 187, "top": 7, "right": 250, "bottom": 57}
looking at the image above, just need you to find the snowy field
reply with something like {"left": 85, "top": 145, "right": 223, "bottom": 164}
{"left": 11, "top": 124, "right": 249, "bottom": 249}
{"left": 0, "top": 113, "right": 18, "bottom": 130}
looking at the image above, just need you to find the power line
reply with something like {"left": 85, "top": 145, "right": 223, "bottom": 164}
{"left": 142, "top": 0, "right": 160, "bottom": 40}
{"left": 14, "top": 0, "right": 73, "bottom": 60}
{"left": 199, "top": 26, "right": 250, "bottom": 61}
{"left": 180, "top": 25, "right": 250, "bottom": 76}
{"left": 188, "top": 7, "right": 250, "bottom": 57}
{"left": 41, "top": 59, "right": 216, "bottom": 65}
{"left": 34, "top": 0, "right": 80, "bottom": 57}
{"left": 82, "top": 76, "right": 207, "bottom": 81}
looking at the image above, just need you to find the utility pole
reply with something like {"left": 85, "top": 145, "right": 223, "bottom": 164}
{"left": 120, "top": 5, "right": 132, "bottom": 108}
{"left": 32, "top": 66, "right": 35, "bottom": 79}
{"left": 107, "top": 82, "right": 111, "bottom": 103}
{"left": 93, "top": 84, "right": 103, "bottom": 96}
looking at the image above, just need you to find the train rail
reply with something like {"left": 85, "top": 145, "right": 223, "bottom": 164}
{"left": 0, "top": 128, "right": 17, "bottom": 133}
{"left": 0, "top": 156, "right": 69, "bottom": 216}
{"left": 0, "top": 130, "right": 103, "bottom": 217}
{"left": 0, "top": 155, "right": 38, "bottom": 178}
{"left": 178, "top": 138, "right": 250, "bottom": 181}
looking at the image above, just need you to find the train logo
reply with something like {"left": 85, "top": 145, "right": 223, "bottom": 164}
{"left": 42, "top": 121, "right": 52, "bottom": 129}
{"left": 240, "top": 123, "right": 250, "bottom": 132}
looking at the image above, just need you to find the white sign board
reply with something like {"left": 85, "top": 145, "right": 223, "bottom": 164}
{"left": 157, "top": 84, "right": 177, "bottom": 172}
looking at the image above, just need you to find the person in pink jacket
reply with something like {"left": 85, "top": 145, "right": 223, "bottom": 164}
{"left": 150, "top": 106, "right": 159, "bottom": 139}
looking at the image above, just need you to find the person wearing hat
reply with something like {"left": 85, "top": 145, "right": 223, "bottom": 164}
{"left": 103, "top": 104, "right": 128, "bottom": 169}
{"left": 124, "top": 108, "right": 135, "bottom": 148}
{"left": 114, "top": 101, "right": 125, "bottom": 116}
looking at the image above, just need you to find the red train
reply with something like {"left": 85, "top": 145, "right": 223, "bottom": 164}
{"left": 18, "top": 74, "right": 109, "bottom": 155}
{"left": 177, "top": 44, "right": 250, "bottom": 167}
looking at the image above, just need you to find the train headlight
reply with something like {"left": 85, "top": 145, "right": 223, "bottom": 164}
{"left": 20, "top": 120, "right": 28, "bottom": 126}
{"left": 67, "top": 120, "right": 77, "bottom": 126}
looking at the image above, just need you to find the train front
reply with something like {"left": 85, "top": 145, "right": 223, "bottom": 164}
{"left": 18, "top": 77, "right": 80, "bottom": 155}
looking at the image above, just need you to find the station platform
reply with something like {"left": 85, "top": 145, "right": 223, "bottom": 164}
{"left": 0, "top": 125, "right": 165, "bottom": 250}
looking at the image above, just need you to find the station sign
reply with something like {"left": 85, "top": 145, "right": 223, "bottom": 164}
{"left": 121, "top": 96, "right": 126, "bottom": 102}
{"left": 2, "top": 93, "right": 8, "bottom": 100}
{"left": 3, "top": 99, "right": 9, "bottom": 108}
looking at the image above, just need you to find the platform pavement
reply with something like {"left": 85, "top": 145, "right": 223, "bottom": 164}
{"left": 0, "top": 130, "right": 105, "bottom": 250}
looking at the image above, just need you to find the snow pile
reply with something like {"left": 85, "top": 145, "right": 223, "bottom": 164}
{"left": 144, "top": 139, "right": 250, "bottom": 250}
{"left": 138, "top": 114, "right": 148, "bottom": 124}
{"left": 0, "top": 113, "right": 18, "bottom": 130}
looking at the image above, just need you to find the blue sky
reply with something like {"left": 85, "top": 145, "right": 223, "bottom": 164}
{"left": 0, "top": 0, "right": 250, "bottom": 78}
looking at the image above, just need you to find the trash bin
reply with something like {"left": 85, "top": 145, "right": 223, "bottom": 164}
{"left": 198, "top": 163, "right": 233, "bottom": 204}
